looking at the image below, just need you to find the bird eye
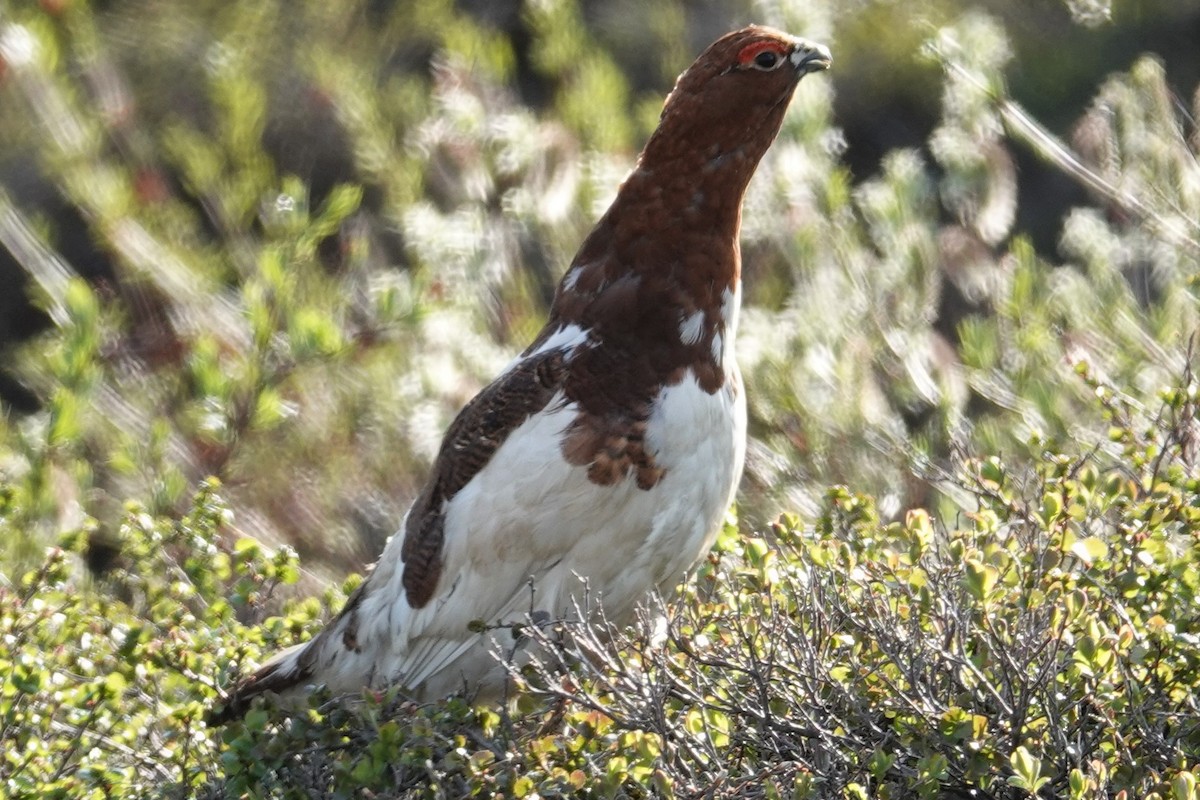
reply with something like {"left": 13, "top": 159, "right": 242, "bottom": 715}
{"left": 734, "top": 40, "right": 789, "bottom": 72}
{"left": 753, "top": 50, "right": 780, "bottom": 70}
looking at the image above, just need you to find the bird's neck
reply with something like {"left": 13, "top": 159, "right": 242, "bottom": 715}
{"left": 544, "top": 133, "right": 772, "bottom": 356}
{"left": 621, "top": 136, "right": 763, "bottom": 246}
{"left": 583, "top": 181, "right": 738, "bottom": 349}
{"left": 594, "top": 139, "right": 766, "bottom": 303}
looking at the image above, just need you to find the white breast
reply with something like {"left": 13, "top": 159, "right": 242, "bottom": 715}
{"left": 335, "top": 364, "right": 747, "bottom": 700}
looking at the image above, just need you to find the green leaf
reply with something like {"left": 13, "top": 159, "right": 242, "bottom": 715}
{"left": 1070, "top": 536, "right": 1109, "bottom": 564}
{"left": 964, "top": 558, "right": 998, "bottom": 602}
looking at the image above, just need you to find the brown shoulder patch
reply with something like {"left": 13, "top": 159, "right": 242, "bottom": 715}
{"left": 400, "top": 347, "right": 569, "bottom": 608}
{"left": 562, "top": 409, "right": 664, "bottom": 490}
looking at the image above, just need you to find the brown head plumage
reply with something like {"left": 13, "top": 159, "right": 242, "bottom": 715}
{"left": 640, "top": 25, "right": 832, "bottom": 206}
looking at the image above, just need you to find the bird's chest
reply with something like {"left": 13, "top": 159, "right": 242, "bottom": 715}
{"left": 646, "top": 368, "right": 743, "bottom": 477}
{"left": 637, "top": 366, "right": 747, "bottom": 574}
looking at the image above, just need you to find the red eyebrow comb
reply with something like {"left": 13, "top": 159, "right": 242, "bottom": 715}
{"left": 736, "top": 39, "right": 789, "bottom": 65}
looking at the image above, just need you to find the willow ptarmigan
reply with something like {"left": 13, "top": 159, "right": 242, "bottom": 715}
{"left": 212, "top": 25, "right": 830, "bottom": 722}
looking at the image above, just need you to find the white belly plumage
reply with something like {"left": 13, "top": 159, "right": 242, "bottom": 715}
{"left": 311, "top": 365, "right": 746, "bottom": 700}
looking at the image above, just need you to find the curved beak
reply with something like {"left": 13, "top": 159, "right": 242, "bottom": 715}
{"left": 790, "top": 40, "right": 832, "bottom": 75}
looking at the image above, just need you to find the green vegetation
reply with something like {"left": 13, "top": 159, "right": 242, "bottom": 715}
{"left": 1, "top": 0, "right": 1198, "bottom": 797}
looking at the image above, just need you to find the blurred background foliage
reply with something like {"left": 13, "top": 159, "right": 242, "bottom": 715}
{"left": 0, "top": 0, "right": 1197, "bottom": 583}
{"left": 3, "top": 0, "right": 1200, "bottom": 796}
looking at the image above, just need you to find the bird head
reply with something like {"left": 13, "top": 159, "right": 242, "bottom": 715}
{"left": 642, "top": 26, "right": 831, "bottom": 178}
